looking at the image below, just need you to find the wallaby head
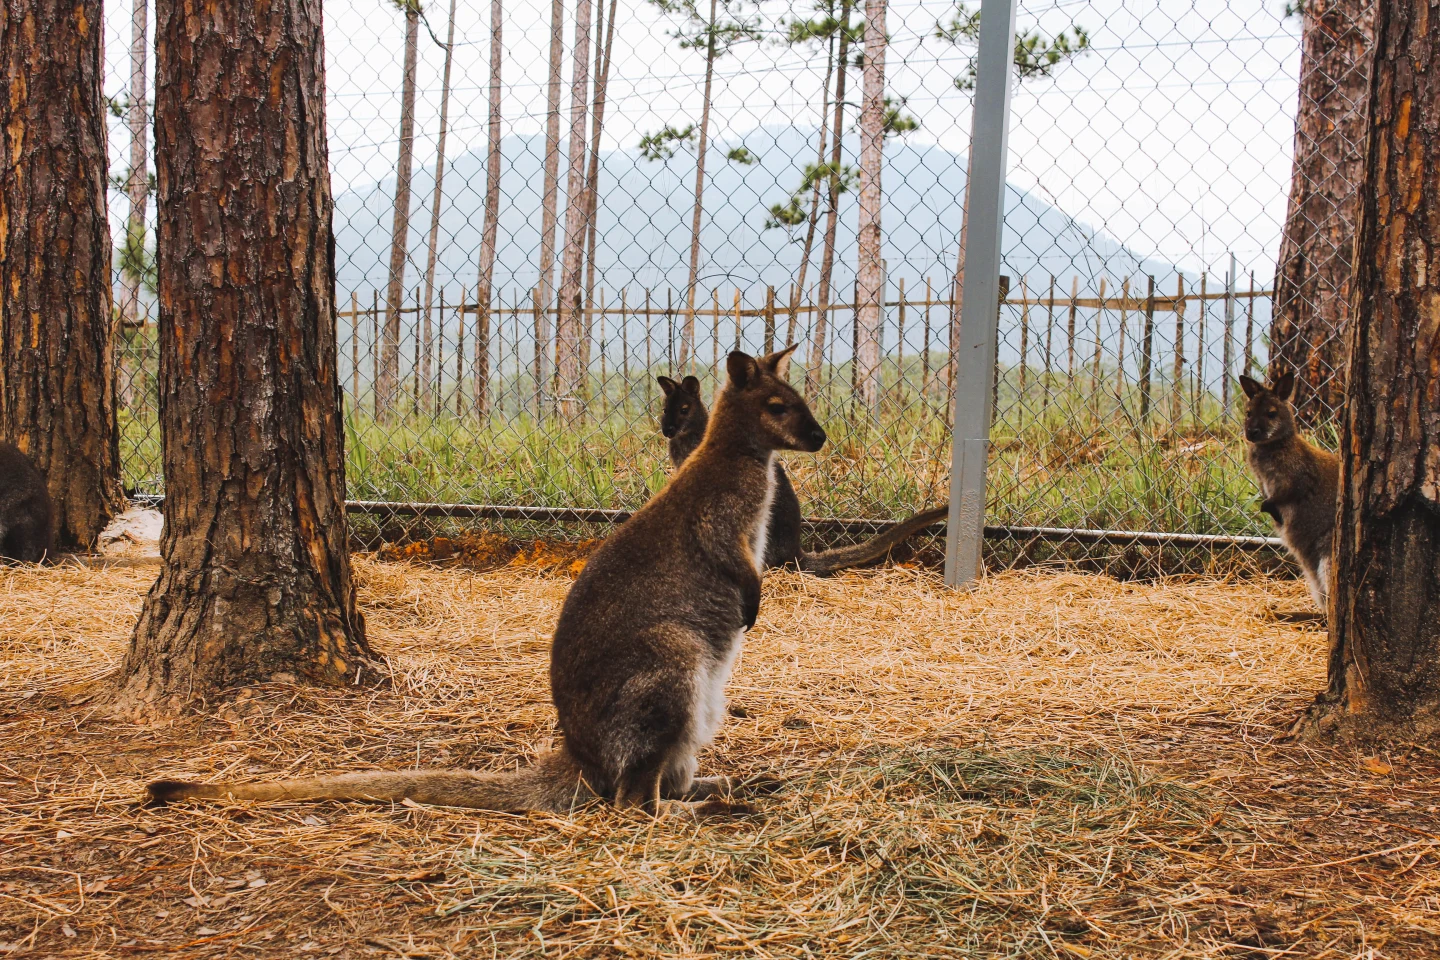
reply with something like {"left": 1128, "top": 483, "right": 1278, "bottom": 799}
{"left": 712, "top": 345, "right": 826, "bottom": 455}
{"left": 1239, "top": 372, "right": 1298, "bottom": 446}
{"left": 657, "top": 375, "right": 706, "bottom": 440}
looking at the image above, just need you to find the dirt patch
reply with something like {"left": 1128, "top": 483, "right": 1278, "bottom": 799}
{"left": 1, "top": 559, "right": 1437, "bottom": 958}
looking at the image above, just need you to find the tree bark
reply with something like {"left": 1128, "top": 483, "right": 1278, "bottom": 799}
{"left": 115, "top": 0, "right": 373, "bottom": 710}
{"left": 555, "top": 0, "right": 594, "bottom": 411}
{"left": 421, "top": 0, "right": 459, "bottom": 417}
{"left": 855, "top": 0, "right": 887, "bottom": 409}
{"left": 474, "top": 0, "right": 504, "bottom": 415}
{"left": 535, "top": 0, "right": 566, "bottom": 404}
{"left": 807, "top": 0, "right": 853, "bottom": 394}
{"left": 680, "top": 0, "right": 721, "bottom": 372}
{"left": 1271, "top": 0, "right": 1374, "bottom": 428}
{"left": 1306, "top": 0, "right": 1440, "bottom": 735}
{"left": 379, "top": 2, "right": 421, "bottom": 418}
{"left": 120, "top": 0, "right": 150, "bottom": 328}
{"left": 580, "top": 0, "right": 619, "bottom": 356}
{"left": 0, "top": 0, "right": 122, "bottom": 550}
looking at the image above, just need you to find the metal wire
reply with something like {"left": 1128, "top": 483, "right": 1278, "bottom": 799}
{"left": 101, "top": 0, "right": 1348, "bottom": 574}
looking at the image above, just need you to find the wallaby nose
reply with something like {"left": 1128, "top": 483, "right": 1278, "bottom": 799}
{"left": 808, "top": 426, "right": 827, "bottom": 450}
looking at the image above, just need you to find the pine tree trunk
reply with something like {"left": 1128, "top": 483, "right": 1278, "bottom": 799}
{"left": 0, "top": 0, "right": 122, "bottom": 550}
{"left": 786, "top": 33, "right": 837, "bottom": 348}
{"left": 421, "top": 0, "right": 459, "bottom": 417}
{"left": 680, "top": 0, "right": 721, "bottom": 372}
{"left": 854, "top": 0, "right": 887, "bottom": 409}
{"left": 1271, "top": 0, "right": 1373, "bottom": 428}
{"left": 1305, "top": 0, "right": 1440, "bottom": 735}
{"left": 121, "top": 0, "right": 150, "bottom": 328}
{"left": 535, "top": 0, "right": 566, "bottom": 404}
{"left": 555, "top": 0, "right": 594, "bottom": 411}
{"left": 114, "top": 0, "right": 373, "bottom": 710}
{"left": 581, "top": 0, "right": 618, "bottom": 340}
{"left": 807, "top": 1, "right": 853, "bottom": 394}
{"left": 474, "top": 0, "right": 504, "bottom": 416}
{"left": 379, "top": 3, "right": 421, "bottom": 418}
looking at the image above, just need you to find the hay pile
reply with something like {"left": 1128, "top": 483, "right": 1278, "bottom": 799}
{"left": 1, "top": 556, "right": 1437, "bottom": 958}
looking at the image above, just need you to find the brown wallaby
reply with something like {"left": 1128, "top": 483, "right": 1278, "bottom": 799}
{"left": 1239, "top": 372, "right": 1340, "bottom": 611}
{"left": 148, "top": 347, "right": 825, "bottom": 814}
{"left": 658, "top": 374, "right": 947, "bottom": 574}
{"left": 0, "top": 442, "right": 54, "bottom": 563}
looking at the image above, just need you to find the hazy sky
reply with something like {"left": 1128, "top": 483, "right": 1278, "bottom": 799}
{"left": 102, "top": 0, "right": 1303, "bottom": 280}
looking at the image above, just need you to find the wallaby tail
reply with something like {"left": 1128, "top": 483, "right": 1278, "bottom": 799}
{"left": 146, "top": 750, "right": 597, "bottom": 814}
{"left": 799, "top": 505, "right": 948, "bottom": 576}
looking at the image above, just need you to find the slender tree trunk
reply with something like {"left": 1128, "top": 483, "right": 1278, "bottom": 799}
{"left": 680, "top": 0, "right": 721, "bottom": 371}
{"left": 0, "top": 0, "right": 122, "bottom": 550}
{"left": 115, "top": 0, "right": 373, "bottom": 711}
{"left": 474, "top": 0, "right": 504, "bottom": 415}
{"left": 1305, "top": 0, "right": 1440, "bottom": 735}
{"left": 1271, "top": 0, "right": 1373, "bottom": 428}
{"left": 581, "top": 0, "right": 619, "bottom": 345}
{"left": 379, "top": 3, "right": 421, "bottom": 418}
{"left": 555, "top": 0, "right": 594, "bottom": 411}
{"left": 787, "top": 32, "right": 837, "bottom": 349}
{"left": 855, "top": 0, "right": 887, "bottom": 409}
{"left": 807, "top": 0, "right": 853, "bottom": 393}
{"left": 421, "top": 0, "right": 459, "bottom": 417}
{"left": 120, "top": 0, "right": 149, "bottom": 328}
{"left": 535, "top": 0, "right": 566, "bottom": 404}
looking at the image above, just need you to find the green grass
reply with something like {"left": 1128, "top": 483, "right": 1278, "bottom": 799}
{"left": 117, "top": 339, "right": 1293, "bottom": 544}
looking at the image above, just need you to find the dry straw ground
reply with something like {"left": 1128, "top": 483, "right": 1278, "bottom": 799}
{"left": 2, "top": 555, "right": 1438, "bottom": 958}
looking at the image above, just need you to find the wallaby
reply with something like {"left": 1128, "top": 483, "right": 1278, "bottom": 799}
{"left": 1239, "top": 372, "right": 1340, "bottom": 611}
{"left": 658, "top": 374, "right": 947, "bottom": 575}
{"left": 148, "top": 347, "right": 825, "bottom": 814}
{"left": 0, "top": 442, "right": 54, "bottom": 563}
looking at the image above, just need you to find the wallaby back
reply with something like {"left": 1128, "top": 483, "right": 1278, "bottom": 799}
{"left": 1239, "top": 372, "right": 1340, "bottom": 611}
{"left": 0, "top": 442, "right": 54, "bottom": 563}
{"left": 658, "top": 376, "right": 946, "bottom": 574}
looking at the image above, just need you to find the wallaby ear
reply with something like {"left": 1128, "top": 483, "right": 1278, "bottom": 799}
{"left": 657, "top": 376, "right": 678, "bottom": 397}
{"left": 1239, "top": 375, "right": 1262, "bottom": 399}
{"left": 1272, "top": 371, "right": 1295, "bottom": 401}
{"left": 680, "top": 375, "right": 701, "bottom": 395}
{"left": 759, "top": 343, "right": 800, "bottom": 379}
{"left": 726, "top": 351, "right": 762, "bottom": 388}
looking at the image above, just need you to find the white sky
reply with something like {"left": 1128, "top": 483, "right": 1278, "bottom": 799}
{"left": 103, "top": 0, "right": 1302, "bottom": 281}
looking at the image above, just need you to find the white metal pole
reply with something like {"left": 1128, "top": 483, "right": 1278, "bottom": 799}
{"left": 943, "top": 0, "right": 1019, "bottom": 587}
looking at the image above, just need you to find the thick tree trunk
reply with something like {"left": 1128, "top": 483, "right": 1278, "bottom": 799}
{"left": 120, "top": 0, "right": 150, "bottom": 328}
{"left": 379, "top": 3, "right": 421, "bottom": 418}
{"left": 807, "top": 0, "right": 853, "bottom": 394}
{"left": 854, "top": 0, "right": 887, "bottom": 409}
{"left": 115, "top": 0, "right": 373, "bottom": 710}
{"left": 421, "top": 0, "right": 459, "bottom": 417}
{"left": 1305, "top": 0, "right": 1440, "bottom": 735}
{"left": 680, "top": 0, "right": 720, "bottom": 372}
{"left": 1271, "top": 0, "right": 1373, "bottom": 428}
{"left": 474, "top": 0, "right": 504, "bottom": 416}
{"left": 555, "top": 0, "right": 593, "bottom": 411}
{"left": 0, "top": 0, "right": 121, "bottom": 550}
{"left": 535, "top": 0, "right": 566, "bottom": 404}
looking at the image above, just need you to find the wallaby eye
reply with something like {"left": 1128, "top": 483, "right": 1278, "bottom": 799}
{"left": 680, "top": 404, "right": 690, "bottom": 414}
{"left": 766, "top": 400, "right": 788, "bottom": 416}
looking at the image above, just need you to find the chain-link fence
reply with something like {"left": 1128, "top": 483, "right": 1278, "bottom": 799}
{"left": 102, "top": 0, "right": 1355, "bottom": 574}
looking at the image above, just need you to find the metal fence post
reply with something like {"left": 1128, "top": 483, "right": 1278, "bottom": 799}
{"left": 943, "top": 0, "right": 1018, "bottom": 588}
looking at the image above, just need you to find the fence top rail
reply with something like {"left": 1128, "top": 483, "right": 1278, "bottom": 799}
{"left": 331, "top": 286, "right": 1276, "bottom": 320}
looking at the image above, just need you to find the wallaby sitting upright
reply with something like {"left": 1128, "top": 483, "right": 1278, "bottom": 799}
{"left": 658, "top": 374, "right": 947, "bottom": 575}
{"left": 0, "top": 442, "right": 54, "bottom": 563}
{"left": 148, "top": 347, "right": 825, "bottom": 814}
{"left": 1239, "top": 372, "right": 1340, "bottom": 611}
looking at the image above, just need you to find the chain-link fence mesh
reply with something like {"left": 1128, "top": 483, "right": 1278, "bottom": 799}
{"left": 102, "top": 0, "right": 1357, "bottom": 574}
